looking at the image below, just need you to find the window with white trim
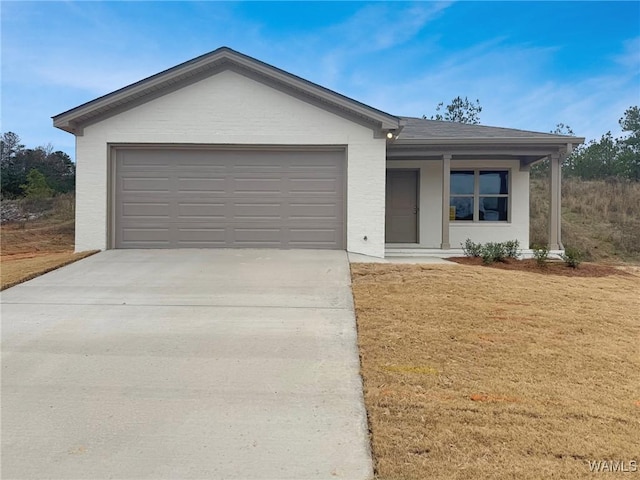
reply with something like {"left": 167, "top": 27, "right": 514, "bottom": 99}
{"left": 450, "top": 170, "right": 509, "bottom": 221}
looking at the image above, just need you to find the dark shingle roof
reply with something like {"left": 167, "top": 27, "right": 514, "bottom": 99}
{"left": 397, "top": 116, "right": 578, "bottom": 142}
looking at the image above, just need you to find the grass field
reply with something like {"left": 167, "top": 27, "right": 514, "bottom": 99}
{"left": 530, "top": 178, "right": 640, "bottom": 263}
{"left": 351, "top": 263, "right": 640, "bottom": 479}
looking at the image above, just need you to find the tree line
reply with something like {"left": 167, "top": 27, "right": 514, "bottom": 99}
{"left": 425, "top": 97, "right": 640, "bottom": 181}
{"left": 559, "top": 106, "right": 640, "bottom": 181}
{"left": 0, "top": 132, "right": 75, "bottom": 199}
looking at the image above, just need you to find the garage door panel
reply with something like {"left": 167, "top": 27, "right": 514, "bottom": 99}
{"left": 115, "top": 148, "right": 345, "bottom": 249}
{"left": 289, "top": 227, "right": 341, "bottom": 247}
{"left": 233, "top": 227, "right": 283, "bottom": 244}
{"left": 122, "top": 227, "right": 171, "bottom": 244}
{"left": 289, "top": 162, "right": 341, "bottom": 171}
{"left": 177, "top": 202, "right": 227, "bottom": 219}
{"left": 289, "top": 178, "right": 342, "bottom": 194}
{"left": 291, "top": 171, "right": 341, "bottom": 179}
{"left": 289, "top": 202, "right": 341, "bottom": 220}
{"left": 233, "top": 178, "right": 284, "bottom": 194}
{"left": 178, "top": 177, "right": 227, "bottom": 193}
{"left": 234, "top": 162, "right": 284, "bottom": 171}
{"left": 120, "top": 155, "right": 170, "bottom": 168}
{"left": 177, "top": 156, "right": 227, "bottom": 169}
{"left": 122, "top": 202, "right": 172, "bottom": 218}
{"left": 122, "top": 177, "right": 171, "bottom": 192}
{"left": 232, "top": 202, "right": 283, "bottom": 220}
{"left": 177, "top": 227, "right": 227, "bottom": 244}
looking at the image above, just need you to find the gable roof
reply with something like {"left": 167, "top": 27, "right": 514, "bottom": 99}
{"left": 52, "top": 47, "right": 584, "bottom": 148}
{"left": 395, "top": 117, "right": 584, "bottom": 146}
{"left": 52, "top": 47, "right": 402, "bottom": 135}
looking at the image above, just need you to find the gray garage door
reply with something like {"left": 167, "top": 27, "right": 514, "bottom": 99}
{"left": 114, "top": 148, "right": 345, "bottom": 249}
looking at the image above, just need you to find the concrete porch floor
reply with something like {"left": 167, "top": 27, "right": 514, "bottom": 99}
{"left": 348, "top": 253, "right": 460, "bottom": 264}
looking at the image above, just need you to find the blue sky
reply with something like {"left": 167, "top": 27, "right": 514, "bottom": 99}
{"left": 2, "top": 1, "right": 639, "bottom": 157}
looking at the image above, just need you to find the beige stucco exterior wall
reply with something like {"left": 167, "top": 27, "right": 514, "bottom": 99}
{"left": 75, "top": 70, "right": 387, "bottom": 257}
{"left": 386, "top": 159, "right": 529, "bottom": 248}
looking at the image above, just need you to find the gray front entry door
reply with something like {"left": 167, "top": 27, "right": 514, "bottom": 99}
{"left": 114, "top": 148, "right": 345, "bottom": 249}
{"left": 385, "top": 169, "right": 418, "bottom": 243}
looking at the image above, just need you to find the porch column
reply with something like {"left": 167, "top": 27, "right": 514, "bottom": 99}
{"left": 548, "top": 152, "right": 562, "bottom": 250}
{"left": 441, "top": 153, "right": 451, "bottom": 249}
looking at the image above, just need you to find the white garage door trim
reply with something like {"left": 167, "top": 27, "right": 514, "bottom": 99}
{"left": 108, "top": 144, "right": 347, "bottom": 249}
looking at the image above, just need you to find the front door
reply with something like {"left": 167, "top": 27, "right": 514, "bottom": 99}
{"left": 385, "top": 169, "right": 418, "bottom": 243}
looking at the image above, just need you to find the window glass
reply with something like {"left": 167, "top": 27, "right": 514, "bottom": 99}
{"left": 479, "top": 197, "right": 508, "bottom": 221}
{"left": 450, "top": 171, "right": 474, "bottom": 195}
{"left": 450, "top": 197, "right": 474, "bottom": 221}
{"left": 479, "top": 171, "right": 509, "bottom": 194}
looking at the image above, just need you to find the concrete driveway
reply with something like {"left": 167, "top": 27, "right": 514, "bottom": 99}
{"left": 1, "top": 249, "right": 373, "bottom": 479}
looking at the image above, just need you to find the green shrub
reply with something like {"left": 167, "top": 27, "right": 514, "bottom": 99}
{"left": 480, "top": 242, "right": 507, "bottom": 264}
{"left": 464, "top": 239, "right": 521, "bottom": 264}
{"left": 481, "top": 247, "right": 494, "bottom": 265}
{"left": 561, "top": 246, "right": 582, "bottom": 268}
{"left": 462, "top": 239, "right": 482, "bottom": 257}
{"left": 532, "top": 244, "right": 550, "bottom": 267}
{"left": 503, "top": 240, "right": 520, "bottom": 259}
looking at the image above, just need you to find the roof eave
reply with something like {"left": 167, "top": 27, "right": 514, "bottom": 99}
{"left": 52, "top": 47, "right": 401, "bottom": 134}
{"left": 52, "top": 118, "right": 76, "bottom": 133}
{"left": 52, "top": 49, "right": 233, "bottom": 131}
{"left": 394, "top": 136, "right": 585, "bottom": 146}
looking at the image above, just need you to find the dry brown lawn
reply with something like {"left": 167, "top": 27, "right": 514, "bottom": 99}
{"left": 351, "top": 263, "right": 640, "bottom": 479}
{"left": 1, "top": 251, "right": 97, "bottom": 290}
{"left": 1, "top": 219, "right": 97, "bottom": 290}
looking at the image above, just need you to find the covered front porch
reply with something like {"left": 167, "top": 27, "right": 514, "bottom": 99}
{"left": 384, "top": 132, "right": 578, "bottom": 255}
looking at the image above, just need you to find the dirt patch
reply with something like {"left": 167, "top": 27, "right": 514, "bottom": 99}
{"left": 448, "top": 256, "right": 631, "bottom": 277}
{"left": 351, "top": 263, "right": 640, "bottom": 480}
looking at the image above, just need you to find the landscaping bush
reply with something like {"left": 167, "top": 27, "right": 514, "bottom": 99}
{"left": 503, "top": 240, "right": 520, "bottom": 259}
{"left": 481, "top": 242, "right": 507, "bottom": 264}
{"left": 463, "top": 239, "right": 521, "bottom": 264}
{"left": 462, "top": 239, "right": 482, "bottom": 257}
{"left": 481, "top": 246, "right": 495, "bottom": 265}
{"left": 532, "top": 244, "right": 550, "bottom": 267}
{"left": 561, "top": 246, "right": 583, "bottom": 268}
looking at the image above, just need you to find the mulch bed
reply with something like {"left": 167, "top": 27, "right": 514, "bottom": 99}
{"left": 448, "top": 256, "right": 633, "bottom": 277}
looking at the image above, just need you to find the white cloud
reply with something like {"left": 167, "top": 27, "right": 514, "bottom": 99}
{"left": 332, "top": 34, "right": 638, "bottom": 142}
{"left": 271, "top": 2, "right": 453, "bottom": 89}
{"left": 334, "top": 2, "right": 451, "bottom": 52}
{"left": 614, "top": 36, "right": 640, "bottom": 69}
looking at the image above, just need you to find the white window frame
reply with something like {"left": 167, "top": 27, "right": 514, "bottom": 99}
{"left": 450, "top": 169, "right": 511, "bottom": 222}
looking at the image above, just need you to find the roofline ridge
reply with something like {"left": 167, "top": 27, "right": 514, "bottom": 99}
{"left": 53, "top": 47, "right": 400, "bottom": 133}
